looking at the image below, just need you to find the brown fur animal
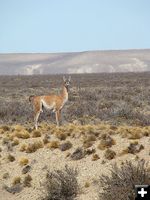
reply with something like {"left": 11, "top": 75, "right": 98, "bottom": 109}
{"left": 29, "top": 76, "right": 71, "bottom": 129}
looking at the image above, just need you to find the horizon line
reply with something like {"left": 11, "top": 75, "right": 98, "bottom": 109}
{"left": 0, "top": 48, "right": 150, "bottom": 54}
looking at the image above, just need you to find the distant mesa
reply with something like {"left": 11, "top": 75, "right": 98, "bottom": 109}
{"left": 0, "top": 49, "right": 150, "bottom": 75}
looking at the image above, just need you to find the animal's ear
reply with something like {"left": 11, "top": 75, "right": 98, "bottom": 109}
{"left": 63, "top": 76, "right": 66, "bottom": 82}
{"left": 68, "top": 76, "right": 71, "bottom": 81}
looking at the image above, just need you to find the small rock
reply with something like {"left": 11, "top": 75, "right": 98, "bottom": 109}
{"left": 22, "top": 165, "right": 31, "bottom": 174}
{"left": 70, "top": 147, "right": 85, "bottom": 160}
{"left": 59, "top": 141, "right": 72, "bottom": 151}
{"left": 101, "top": 160, "right": 106, "bottom": 164}
{"left": 3, "top": 173, "right": 9, "bottom": 179}
{"left": 3, "top": 184, "right": 23, "bottom": 194}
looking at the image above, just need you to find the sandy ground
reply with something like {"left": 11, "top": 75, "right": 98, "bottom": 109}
{"left": 0, "top": 123, "right": 150, "bottom": 200}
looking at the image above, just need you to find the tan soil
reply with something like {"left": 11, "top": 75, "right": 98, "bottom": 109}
{"left": 0, "top": 123, "right": 150, "bottom": 200}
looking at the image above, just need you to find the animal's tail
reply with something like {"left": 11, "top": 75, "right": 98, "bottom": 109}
{"left": 29, "top": 95, "right": 35, "bottom": 102}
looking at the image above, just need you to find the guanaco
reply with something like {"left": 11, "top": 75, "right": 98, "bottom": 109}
{"left": 29, "top": 76, "right": 71, "bottom": 129}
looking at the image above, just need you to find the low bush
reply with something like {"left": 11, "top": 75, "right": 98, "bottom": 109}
{"left": 41, "top": 165, "right": 78, "bottom": 200}
{"left": 98, "top": 159, "right": 150, "bottom": 200}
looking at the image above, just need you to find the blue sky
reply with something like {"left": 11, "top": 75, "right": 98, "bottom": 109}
{"left": 0, "top": 0, "right": 150, "bottom": 53}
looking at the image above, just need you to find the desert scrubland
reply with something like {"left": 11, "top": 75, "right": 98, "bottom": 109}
{"left": 0, "top": 73, "right": 150, "bottom": 200}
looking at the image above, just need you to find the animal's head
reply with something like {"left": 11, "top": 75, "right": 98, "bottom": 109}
{"left": 63, "top": 76, "right": 71, "bottom": 91}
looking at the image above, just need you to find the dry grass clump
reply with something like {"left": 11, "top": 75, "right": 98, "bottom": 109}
{"left": 83, "top": 140, "right": 94, "bottom": 148}
{"left": 118, "top": 127, "right": 144, "bottom": 139}
{"left": 109, "top": 125, "right": 118, "bottom": 131}
{"left": 12, "top": 176, "right": 21, "bottom": 185}
{"left": 84, "top": 181, "right": 90, "bottom": 188}
{"left": 98, "top": 159, "right": 150, "bottom": 200}
{"left": 12, "top": 138, "right": 19, "bottom": 146}
{"left": 84, "top": 135, "right": 97, "bottom": 142}
{"left": 13, "top": 125, "right": 24, "bottom": 131}
{"left": 42, "top": 165, "right": 78, "bottom": 200}
{"left": 85, "top": 148, "right": 96, "bottom": 155}
{"left": 142, "top": 127, "right": 150, "bottom": 137}
{"left": 80, "top": 125, "right": 96, "bottom": 135}
{"left": 118, "top": 148, "right": 129, "bottom": 156}
{"left": 0, "top": 125, "right": 10, "bottom": 132}
{"left": 19, "top": 143, "right": 27, "bottom": 152}
{"left": 2, "top": 137, "right": 10, "bottom": 145}
{"left": 104, "top": 149, "right": 116, "bottom": 160}
{"left": 46, "top": 141, "right": 60, "bottom": 149}
{"left": 25, "top": 140, "right": 44, "bottom": 153}
{"left": 7, "top": 154, "right": 15, "bottom": 162}
{"left": 2, "top": 138, "right": 13, "bottom": 151}
{"left": 71, "top": 147, "right": 85, "bottom": 160}
{"left": 8, "top": 134, "right": 14, "bottom": 141}
{"left": 55, "top": 131, "right": 68, "bottom": 140}
{"left": 98, "top": 134, "right": 116, "bottom": 150}
{"left": 117, "top": 127, "right": 130, "bottom": 137}
{"left": 59, "top": 141, "right": 72, "bottom": 151}
{"left": 107, "top": 130, "right": 116, "bottom": 135}
{"left": 0, "top": 129, "right": 4, "bottom": 134}
{"left": 19, "top": 157, "right": 29, "bottom": 166}
{"left": 128, "top": 132, "right": 142, "bottom": 139}
{"left": 32, "top": 130, "right": 41, "bottom": 138}
{"left": 25, "top": 127, "right": 33, "bottom": 133}
{"left": 66, "top": 124, "right": 77, "bottom": 135}
{"left": 13, "top": 130, "right": 30, "bottom": 139}
{"left": 82, "top": 134, "right": 97, "bottom": 148}
{"left": 23, "top": 174, "right": 32, "bottom": 187}
{"left": 128, "top": 127, "right": 143, "bottom": 139}
{"left": 92, "top": 153, "right": 100, "bottom": 161}
{"left": 43, "top": 134, "right": 51, "bottom": 144}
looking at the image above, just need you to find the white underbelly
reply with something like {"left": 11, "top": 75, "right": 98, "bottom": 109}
{"left": 41, "top": 99, "right": 55, "bottom": 111}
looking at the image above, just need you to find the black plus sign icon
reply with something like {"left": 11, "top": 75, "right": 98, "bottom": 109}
{"left": 135, "top": 185, "right": 150, "bottom": 199}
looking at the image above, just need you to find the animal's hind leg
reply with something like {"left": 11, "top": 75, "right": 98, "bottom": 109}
{"left": 33, "top": 100, "right": 42, "bottom": 130}
{"left": 40, "top": 101, "right": 43, "bottom": 113}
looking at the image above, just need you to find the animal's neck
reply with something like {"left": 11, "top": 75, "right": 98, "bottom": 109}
{"left": 61, "top": 85, "right": 68, "bottom": 101}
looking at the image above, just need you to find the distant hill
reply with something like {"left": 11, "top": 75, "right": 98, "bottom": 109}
{"left": 0, "top": 49, "right": 150, "bottom": 75}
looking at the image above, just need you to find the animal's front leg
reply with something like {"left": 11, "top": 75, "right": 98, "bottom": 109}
{"left": 55, "top": 110, "right": 61, "bottom": 126}
{"left": 34, "top": 111, "right": 40, "bottom": 130}
{"left": 59, "top": 110, "right": 62, "bottom": 125}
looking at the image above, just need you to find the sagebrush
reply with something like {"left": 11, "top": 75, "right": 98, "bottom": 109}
{"left": 98, "top": 159, "right": 150, "bottom": 200}
{"left": 41, "top": 165, "right": 78, "bottom": 200}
